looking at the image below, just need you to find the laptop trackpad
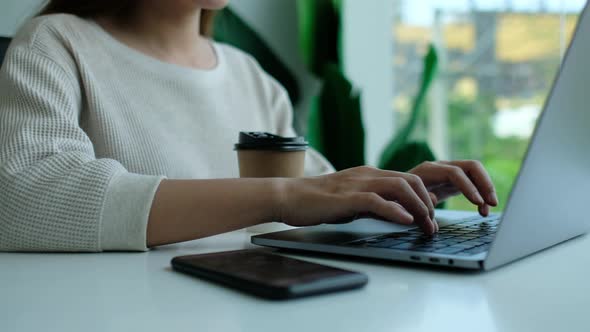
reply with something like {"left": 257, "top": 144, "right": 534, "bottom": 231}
{"left": 260, "top": 219, "right": 417, "bottom": 246}
{"left": 319, "top": 209, "right": 479, "bottom": 234}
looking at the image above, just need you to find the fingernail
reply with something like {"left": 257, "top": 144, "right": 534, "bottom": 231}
{"left": 427, "top": 217, "right": 436, "bottom": 234}
{"left": 479, "top": 204, "right": 489, "bottom": 217}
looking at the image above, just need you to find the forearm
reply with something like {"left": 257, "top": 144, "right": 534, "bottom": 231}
{"left": 146, "top": 178, "right": 284, "bottom": 247}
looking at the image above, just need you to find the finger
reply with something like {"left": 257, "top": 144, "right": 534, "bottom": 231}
{"left": 349, "top": 193, "right": 414, "bottom": 225}
{"left": 478, "top": 204, "right": 490, "bottom": 217}
{"left": 429, "top": 183, "right": 462, "bottom": 202}
{"left": 361, "top": 168, "right": 436, "bottom": 220}
{"left": 356, "top": 177, "right": 435, "bottom": 234}
{"left": 399, "top": 173, "right": 435, "bottom": 219}
{"left": 447, "top": 160, "right": 498, "bottom": 206}
{"left": 429, "top": 192, "right": 438, "bottom": 206}
{"left": 438, "top": 164, "right": 485, "bottom": 206}
{"left": 389, "top": 179, "right": 436, "bottom": 234}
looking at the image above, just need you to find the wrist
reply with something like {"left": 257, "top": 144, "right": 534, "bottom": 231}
{"left": 267, "top": 177, "right": 291, "bottom": 222}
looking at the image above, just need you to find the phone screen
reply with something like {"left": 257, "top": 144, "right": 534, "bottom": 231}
{"left": 172, "top": 249, "right": 368, "bottom": 299}
{"left": 175, "top": 249, "right": 354, "bottom": 286}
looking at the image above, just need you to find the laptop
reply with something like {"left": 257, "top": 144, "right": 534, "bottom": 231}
{"left": 252, "top": 3, "right": 590, "bottom": 271}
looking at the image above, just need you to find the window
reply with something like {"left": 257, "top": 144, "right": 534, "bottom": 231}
{"left": 391, "top": 0, "right": 586, "bottom": 211}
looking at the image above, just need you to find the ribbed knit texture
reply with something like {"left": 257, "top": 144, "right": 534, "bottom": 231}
{"left": 0, "top": 14, "right": 334, "bottom": 252}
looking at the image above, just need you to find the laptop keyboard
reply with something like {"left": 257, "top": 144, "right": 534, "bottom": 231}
{"left": 344, "top": 215, "right": 500, "bottom": 256}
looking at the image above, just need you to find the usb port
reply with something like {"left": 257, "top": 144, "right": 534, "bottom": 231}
{"left": 410, "top": 256, "right": 421, "bottom": 261}
{"left": 429, "top": 258, "right": 440, "bottom": 263}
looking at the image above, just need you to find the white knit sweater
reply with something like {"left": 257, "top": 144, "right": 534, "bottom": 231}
{"left": 0, "top": 14, "right": 334, "bottom": 252}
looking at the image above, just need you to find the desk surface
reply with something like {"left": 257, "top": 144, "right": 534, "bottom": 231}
{"left": 2, "top": 210, "right": 589, "bottom": 332}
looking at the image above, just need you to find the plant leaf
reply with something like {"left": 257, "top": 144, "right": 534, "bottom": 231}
{"left": 317, "top": 64, "right": 365, "bottom": 170}
{"left": 297, "top": 0, "right": 340, "bottom": 76}
{"left": 383, "top": 141, "right": 436, "bottom": 172}
{"left": 379, "top": 44, "right": 438, "bottom": 168}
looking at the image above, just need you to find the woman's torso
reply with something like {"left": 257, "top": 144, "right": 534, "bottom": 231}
{"left": 17, "top": 14, "right": 287, "bottom": 179}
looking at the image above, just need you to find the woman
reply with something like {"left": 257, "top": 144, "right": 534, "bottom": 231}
{"left": 0, "top": 0, "right": 497, "bottom": 252}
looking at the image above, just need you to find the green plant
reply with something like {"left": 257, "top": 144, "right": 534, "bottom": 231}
{"left": 298, "top": 0, "right": 366, "bottom": 170}
{"left": 379, "top": 45, "right": 438, "bottom": 172}
{"left": 315, "top": 64, "right": 365, "bottom": 170}
{"left": 445, "top": 90, "right": 529, "bottom": 211}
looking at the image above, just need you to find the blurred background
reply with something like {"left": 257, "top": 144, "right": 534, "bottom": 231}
{"left": 391, "top": 0, "right": 586, "bottom": 211}
{"left": 1, "top": 0, "right": 586, "bottom": 212}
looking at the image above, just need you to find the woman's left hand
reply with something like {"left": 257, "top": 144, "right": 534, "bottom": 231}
{"left": 409, "top": 160, "right": 498, "bottom": 217}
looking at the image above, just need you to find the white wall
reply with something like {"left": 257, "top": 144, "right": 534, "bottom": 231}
{"left": 0, "top": 0, "right": 42, "bottom": 36}
{"left": 342, "top": 0, "right": 395, "bottom": 166}
{"left": 229, "top": 0, "right": 320, "bottom": 134}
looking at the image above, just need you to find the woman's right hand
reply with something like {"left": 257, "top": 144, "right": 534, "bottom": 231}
{"left": 275, "top": 166, "right": 438, "bottom": 234}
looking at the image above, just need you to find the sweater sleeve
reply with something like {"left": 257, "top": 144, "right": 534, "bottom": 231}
{"left": 270, "top": 77, "right": 336, "bottom": 176}
{"left": 0, "top": 47, "right": 163, "bottom": 252}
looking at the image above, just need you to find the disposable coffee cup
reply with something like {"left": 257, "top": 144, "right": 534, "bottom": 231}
{"left": 234, "top": 132, "right": 308, "bottom": 233}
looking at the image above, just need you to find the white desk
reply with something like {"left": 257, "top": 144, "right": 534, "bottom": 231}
{"left": 2, "top": 210, "right": 589, "bottom": 332}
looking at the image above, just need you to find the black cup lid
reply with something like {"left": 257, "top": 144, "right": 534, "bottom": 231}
{"left": 234, "top": 132, "right": 309, "bottom": 151}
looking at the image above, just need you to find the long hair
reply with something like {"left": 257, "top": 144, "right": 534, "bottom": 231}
{"left": 38, "top": 0, "right": 217, "bottom": 36}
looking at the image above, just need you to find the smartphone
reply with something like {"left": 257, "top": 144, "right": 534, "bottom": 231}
{"left": 171, "top": 249, "right": 368, "bottom": 300}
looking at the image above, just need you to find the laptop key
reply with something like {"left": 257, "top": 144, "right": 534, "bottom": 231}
{"left": 440, "top": 240, "right": 463, "bottom": 246}
{"left": 458, "top": 241, "right": 483, "bottom": 248}
{"left": 439, "top": 234, "right": 457, "bottom": 238}
{"left": 409, "top": 246, "right": 437, "bottom": 252}
{"left": 430, "top": 238, "right": 449, "bottom": 243}
{"left": 453, "top": 236, "right": 474, "bottom": 242}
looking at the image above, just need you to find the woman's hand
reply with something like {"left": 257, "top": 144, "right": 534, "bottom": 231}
{"left": 276, "top": 161, "right": 497, "bottom": 235}
{"left": 277, "top": 166, "right": 438, "bottom": 234}
{"left": 146, "top": 161, "right": 496, "bottom": 246}
{"left": 409, "top": 161, "right": 498, "bottom": 217}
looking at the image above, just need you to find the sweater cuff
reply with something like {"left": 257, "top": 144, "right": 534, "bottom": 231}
{"left": 100, "top": 172, "right": 165, "bottom": 251}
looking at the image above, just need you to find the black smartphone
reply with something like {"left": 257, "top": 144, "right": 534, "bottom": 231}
{"left": 171, "top": 249, "right": 368, "bottom": 300}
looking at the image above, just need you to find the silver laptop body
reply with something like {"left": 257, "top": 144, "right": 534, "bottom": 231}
{"left": 252, "top": 3, "right": 590, "bottom": 271}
